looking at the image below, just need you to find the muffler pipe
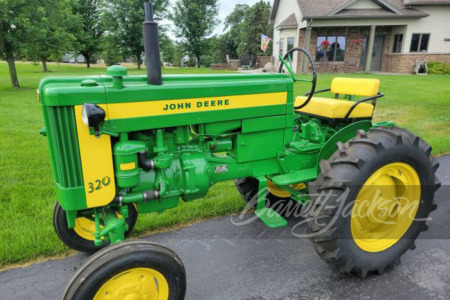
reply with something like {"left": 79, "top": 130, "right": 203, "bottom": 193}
{"left": 143, "top": 2, "right": 162, "bottom": 85}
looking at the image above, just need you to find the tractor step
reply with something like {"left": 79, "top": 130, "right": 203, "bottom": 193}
{"left": 271, "top": 168, "right": 316, "bottom": 186}
{"left": 256, "top": 208, "right": 288, "bottom": 228}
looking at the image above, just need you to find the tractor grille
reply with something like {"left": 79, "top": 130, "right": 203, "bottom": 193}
{"left": 45, "top": 106, "right": 83, "bottom": 188}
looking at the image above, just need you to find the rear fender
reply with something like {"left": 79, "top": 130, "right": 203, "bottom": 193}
{"left": 316, "top": 120, "right": 372, "bottom": 174}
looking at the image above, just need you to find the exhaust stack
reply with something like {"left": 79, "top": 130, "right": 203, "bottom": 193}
{"left": 143, "top": 2, "right": 162, "bottom": 85}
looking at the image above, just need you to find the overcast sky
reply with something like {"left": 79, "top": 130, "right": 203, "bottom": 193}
{"left": 163, "top": 0, "right": 267, "bottom": 39}
{"left": 213, "top": 0, "right": 265, "bottom": 35}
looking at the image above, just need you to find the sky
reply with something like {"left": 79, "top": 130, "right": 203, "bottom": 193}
{"left": 162, "top": 0, "right": 266, "bottom": 40}
{"left": 213, "top": 0, "right": 265, "bottom": 35}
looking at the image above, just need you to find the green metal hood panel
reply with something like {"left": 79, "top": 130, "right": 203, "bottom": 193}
{"left": 39, "top": 73, "right": 293, "bottom": 106}
{"left": 39, "top": 75, "right": 107, "bottom": 106}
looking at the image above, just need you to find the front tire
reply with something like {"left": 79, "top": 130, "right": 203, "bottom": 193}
{"left": 307, "top": 127, "right": 440, "bottom": 277}
{"left": 53, "top": 203, "right": 138, "bottom": 253}
{"left": 63, "top": 241, "right": 186, "bottom": 300}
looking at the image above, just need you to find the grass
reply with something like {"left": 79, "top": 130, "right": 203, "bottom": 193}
{"left": 0, "top": 61, "right": 449, "bottom": 268}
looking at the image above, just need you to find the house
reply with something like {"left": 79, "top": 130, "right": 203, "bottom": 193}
{"left": 61, "top": 53, "right": 86, "bottom": 64}
{"left": 270, "top": 0, "right": 450, "bottom": 74}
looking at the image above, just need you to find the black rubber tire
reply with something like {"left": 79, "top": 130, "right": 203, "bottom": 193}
{"left": 306, "top": 126, "right": 440, "bottom": 278}
{"left": 234, "top": 177, "right": 302, "bottom": 216}
{"left": 63, "top": 241, "right": 186, "bottom": 300}
{"left": 53, "top": 203, "right": 138, "bottom": 253}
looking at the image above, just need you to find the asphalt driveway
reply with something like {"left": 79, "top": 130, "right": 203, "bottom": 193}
{"left": 1, "top": 155, "right": 449, "bottom": 300}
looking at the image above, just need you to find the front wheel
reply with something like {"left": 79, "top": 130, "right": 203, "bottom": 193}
{"left": 53, "top": 203, "right": 138, "bottom": 253}
{"left": 63, "top": 241, "right": 186, "bottom": 300}
{"left": 307, "top": 126, "right": 440, "bottom": 277}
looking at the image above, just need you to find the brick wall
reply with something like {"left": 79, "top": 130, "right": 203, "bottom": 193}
{"left": 383, "top": 53, "right": 450, "bottom": 74}
{"left": 210, "top": 63, "right": 238, "bottom": 71}
{"left": 256, "top": 56, "right": 273, "bottom": 68}
{"left": 297, "top": 26, "right": 392, "bottom": 73}
{"left": 293, "top": 25, "right": 450, "bottom": 74}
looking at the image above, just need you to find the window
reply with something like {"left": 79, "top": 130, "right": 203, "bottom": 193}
{"left": 287, "top": 37, "right": 295, "bottom": 52}
{"left": 279, "top": 38, "right": 284, "bottom": 56}
{"left": 410, "top": 33, "right": 430, "bottom": 52}
{"left": 287, "top": 37, "right": 295, "bottom": 59}
{"left": 316, "top": 36, "right": 346, "bottom": 62}
{"left": 392, "top": 34, "right": 403, "bottom": 53}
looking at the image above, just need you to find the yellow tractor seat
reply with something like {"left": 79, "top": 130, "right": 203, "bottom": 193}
{"left": 295, "top": 77, "right": 380, "bottom": 119}
{"left": 295, "top": 97, "right": 374, "bottom": 119}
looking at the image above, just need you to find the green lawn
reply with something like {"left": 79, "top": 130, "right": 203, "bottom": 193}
{"left": 0, "top": 62, "right": 449, "bottom": 268}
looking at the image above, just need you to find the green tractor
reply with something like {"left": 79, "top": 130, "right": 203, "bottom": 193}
{"left": 39, "top": 3, "right": 440, "bottom": 299}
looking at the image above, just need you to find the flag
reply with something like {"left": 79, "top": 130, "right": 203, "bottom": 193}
{"left": 261, "top": 34, "right": 271, "bottom": 52}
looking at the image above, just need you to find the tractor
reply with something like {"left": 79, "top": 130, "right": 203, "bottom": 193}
{"left": 38, "top": 3, "right": 440, "bottom": 299}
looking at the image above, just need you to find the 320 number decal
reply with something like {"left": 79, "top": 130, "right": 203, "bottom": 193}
{"left": 87, "top": 176, "right": 111, "bottom": 194}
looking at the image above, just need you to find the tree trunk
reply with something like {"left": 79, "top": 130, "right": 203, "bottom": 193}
{"left": 137, "top": 56, "right": 141, "bottom": 70}
{"left": 196, "top": 54, "right": 201, "bottom": 68}
{"left": 42, "top": 58, "right": 48, "bottom": 72}
{"left": 6, "top": 53, "right": 20, "bottom": 88}
{"left": 85, "top": 54, "right": 91, "bottom": 68}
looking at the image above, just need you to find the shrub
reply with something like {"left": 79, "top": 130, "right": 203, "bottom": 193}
{"left": 427, "top": 61, "right": 450, "bottom": 75}
{"left": 200, "top": 55, "right": 214, "bottom": 67}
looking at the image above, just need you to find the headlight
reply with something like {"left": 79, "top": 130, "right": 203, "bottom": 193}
{"left": 81, "top": 103, "right": 106, "bottom": 129}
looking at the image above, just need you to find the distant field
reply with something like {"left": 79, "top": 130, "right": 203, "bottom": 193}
{"left": 0, "top": 61, "right": 449, "bottom": 268}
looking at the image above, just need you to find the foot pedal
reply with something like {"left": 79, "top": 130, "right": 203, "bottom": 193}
{"left": 256, "top": 208, "right": 287, "bottom": 228}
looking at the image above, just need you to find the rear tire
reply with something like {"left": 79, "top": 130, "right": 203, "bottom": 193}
{"left": 63, "top": 241, "right": 186, "bottom": 300}
{"left": 53, "top": 203, "right": 138, "bottom": 253}
{"left": 307, "top": 126, "right": 440, "bottom": 278}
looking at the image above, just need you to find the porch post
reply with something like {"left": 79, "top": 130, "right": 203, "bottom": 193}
{"left": 301, "top": 22, "right": 312, "bottom": 73}
{"left": 365, "top": 25, "right": 376, "bottom": 72}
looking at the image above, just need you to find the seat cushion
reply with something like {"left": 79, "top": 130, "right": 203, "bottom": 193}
{"left": 331, "top": 78, "right": 380, "bottom": 97}
{"left": 295, "top": 96, "right": 374, "bottom": 119}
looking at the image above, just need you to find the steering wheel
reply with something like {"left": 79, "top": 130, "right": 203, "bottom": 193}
{"left": 278, "top": 47, "right": 317, "bottom": 109}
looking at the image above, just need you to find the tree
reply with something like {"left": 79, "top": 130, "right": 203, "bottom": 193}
{"left": 171, "top": 0, "right": 219, "bottom": 67}
{"left": 0, "top": 0, "right": 37, "bottom": 88}
{"left": 221, "top": 1, "right": 273, "bottom": 59}
{"left": 218, "top": 4, "right": 250, "bottom": 61}
{"left": 224, "top": 4, "right": 249, "bottom": 30}
{"left": 238, "top": 1, "right": 273, "bottom": 56}
{"left": 27, "top": 0, "right": 75, "bottom": 72}
{"left": 102, "top": 33, "right": 122, "bottom": 66}
{"left": 72, "top": 0, "right": 104, "bottom": 68}
{"left": 104, "top": 0, "right": 168, "bottom": 69}
{"left": 172, "top": 42, "right": 186, "bottom": 67}
{"left": 160, "top": 34, "right": 176, "bottom": 65}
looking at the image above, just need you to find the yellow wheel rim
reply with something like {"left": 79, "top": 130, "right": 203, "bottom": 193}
{"left": 351, "top": 162, "right": 421, "bottom": 252}
{"left": 267, "top": 180, "right": 306, "bottom": 198}
{"left": 74, "top": 217, "right": 97, "bottom": 241}
{"left": 74, "top": 210, "right": 128, "bottom": 241}
{"left": 94, "top": 268, "right": 169, "bottom": 300}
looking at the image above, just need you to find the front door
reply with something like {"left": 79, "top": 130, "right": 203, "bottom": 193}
{"left": 360, "top": 35, "right": 385, "bottom": 71}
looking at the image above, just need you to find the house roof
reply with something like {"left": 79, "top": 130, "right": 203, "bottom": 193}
{"left": 404, "top": 0, "right": 450, "bottom": 5}
{"left": 269, "top": 0, "right": 281, "bottom": 23}
{"left": 297, "top": 0, "right": 428, "bottom": 19}
{"left": 270, "top": 0, "right": 432, "bottom": 22}
{"left": 334, "top": 8, "right": 402, "bottom": 17}
{"left": 276, "top": 13, "right": 298, "bottom": 28}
